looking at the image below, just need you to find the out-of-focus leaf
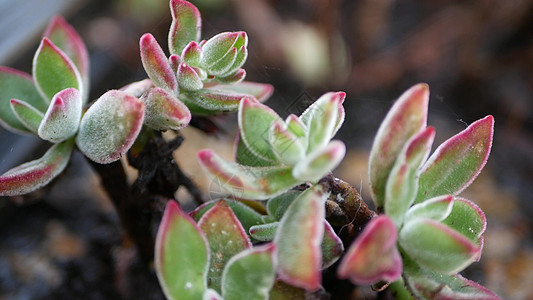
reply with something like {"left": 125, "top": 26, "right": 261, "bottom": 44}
{"left": 177, "top": 62, "right": 203, "bottom": 91}
{"left": 266, "top": 190, "right": 301, "bottom": 220}
{"left": 181, "top": 41, "right": 202, "bottom": 66}
{"left": 405, "top": 195, "right": 454, "bottom": 222}
{"left": 442, "top": 197, "right": 486, "bottom": 242}
{"left": 210, "top": 81, "right": 274, "bottom": 103}
{"left": 10, "top": 99, "right": 43, "bottom": 134}
{"left": 121, "top": 79, "right": 153, "bottom": 98}
{"left": 198, "top": 200, "right": 252, "bottom": 292}
{"left": 292, "top": 140, "right": 346, "bottom": 182}
{"left": 221, "top": 243, "right": 276, "bottom": 300}
{"left": 197, "top": 150, "right": 300, "bottom": 200}
{"left": 368, "top": 83, "right": 429, "bottom": 208}
{"left": 403, "top": 255, "right": 501, "bottom": 300}
{"left": 169, "top": 54, "right": 181, "bottom": 71}
{"left": 169, "top": 0, "right": 201, "bottom": 55}
{"left": 303, "top": 92, "right": 343, "bottom": 153}
{"left": 416, "top": 116, "right": 494, "bottom": 203}
{"left": 143, "top": 87, "right": 191, "bottom": 131}
{"left": 285, "top": 114, "right": 306, "bottom": 138}
{"left": 140, "top": 33, "right": 178, "bottom": 94}
{"left": 190, "top": 199, "right": 263, "bottom": 234}
{"left": 0, "top": 139, "right": 74, "bottom": 196}
{"left": 202, "top": 289, "right": 223, "bottom": 300}
{"left": 38, "top": 88, "right": 82, "bottom": 143}
{"left": 33, "top": 38, "right": 83, "bottom": 101}
{"left": 76, "top": 90, "right": 144, "bottom": 164}
{"left": 337, "top": 215, "right": 402, "bottom": 285}
{"left": 274, "top": 186, "right": 327, "bottom": 291}
{"left": 0, "top": 67, "right": 47, "bottom": 133}
{"left": 270, "top": 120, "right": 305, "bottom": 165}
{"left": 385, "top": 127, "right": 435, "bottom": 227}
{"left": 249, "top": 222, "right": 279, "bottom": 242}
{"left": 155, "top": 200, "right": 209, "bottom": 300}
{"left": 321, "top": 220, "right": 343, "bottom": 269}
{"left": 399, "top": 218, "right": 480, "bottom": 274}
{"left": 269, "top": 279, "right": 319, "bottom": 300}
{"left": 43, "top": 16, "right": 89, "bottom": 101}
{"left": 234, "top": 133, "right": 277, "bottom": 167}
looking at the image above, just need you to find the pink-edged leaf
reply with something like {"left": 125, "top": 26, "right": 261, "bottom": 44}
{"left": 207, "top": 47, "right": 237, "bottom": 76}
{"left": 33, "top": 38, "right": 83, "bottom": 102}
{"left": 197, "top": 150, "right": 300, "bottom": 200}
{"left": 181, "top": 41, "right": 203, "bottom": 66}
{"left": 168, "top": 0, "right": 202, "bottom": 55}
{"left": 10, "top": 99, "right": 43, "bottom": 134}
{"left": 399, "top": 218, "right": 481, "bottom": 274}
{"left": 190, "top": 199, "right": 263, "bottom": 234}
{"left": 201, "top": 32, "right": 246, "bottom": 68}
{"left": 416, "top": 116, "right": 494, "bottom": 203}
{"left": 43, "top": 16, "right": 89, "bottom": 100}
{"left": 143, "top": 87, "right": 191, "bottom": 131}
{"left": 180, "top": 89, "right": 251, "bottom": 115}
{"left": 221, "top": 46, "right": 247, "bottom": 78}
{"left": 285, "top": 114, "right": 307, "bottom": 138}
{"left": 292, "top": 140, "right": 346, "bottom": 182}
{"left": 155, "top": 200, "right": 209, "bottom": 300}
{"left": 369, "top": 83, "right": 429, "bottom": 208}
{"left": 38, "top": 88, "right": 82, "bottom": 143}
{"left": 177, "top": 62, "right": 203, "bottom": 91}
{"left": 76, "top": 90, "right": 144, "bottom": 164}
{"left": 0, "top": 139, "right": 74, "bottom": 196}
{"left": 403, "top": 255, "right": 501, "bottom": 300}
{"left": 0, "top": 67, "right": 47, "bottom": 134}
{"left": 140, "top": 33, "right": 178, "bottom": 94}
{"left": 249, "top": 222, "right": 279, "bottom": 242}
{"left": 202, "top": 289, "right": 223, "bottom": 300}
{"left": 121, "top": 79, "right": 153, "bottom": 98}
{"left": 385, "top": 127, "right": 435, "bottom": 227}
{"left": 221, "top": 243, "right": 276, "bottom": 300}
{"left": 337, "top": 215, "right": 402, "bottom": 285}
{"left": 216, "top": 68, "right": 246, "bottom": 85}
{"left": 405, "top": 195, "right": 454, "bottom": 222}
{"left": 169, "top": 54, "right": 181, "bottom": 72}
{"left": 238, "top": 97, "right": 282, "bottom": 162}
{"left": 269, "top": 120, "right": 305, "bottom": 165}
{"left": 274, "top": 186, "right": 327, "bottom": 291}
{"left": 212, "top": 81, "right": 274, "bottom": 103}
{"left": 442, "top": 197, "right": 486, "bottom": 242}
{"left": 234, "top": 132, "right": 277, "bottom": 167}
{"left": 321, "top": 220, "right": 343, "bottom": 269}
{"left": 198, "top": 200, "right": 252, "bottom": 292}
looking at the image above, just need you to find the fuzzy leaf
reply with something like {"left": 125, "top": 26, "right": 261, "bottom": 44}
{"left": 181, "top": 41, "right": 203, "bottom": 66}
{"left": 234, "top": 133, "right": 277, "bottom": 167}
{"left": 403, "top": 255, "right": 501, "bottom": 300}
{"left": 303, "top": 92, "right": 343, "bottom": 153}
{"left": 250, "top": 222, "right": 279, "bottom": 242}
{"left": 201, "top": 32, "right": 246, "bottom": 68}
{"left": 221, "top": 243, "right": 276, "bottom": 300}
{"left": 217, "top": 68, "right": 246, "bottom": 84}
{"left": 399, "top": 218, "right": 480, "bottom": 274}
{"left": 270, "top": 120, "right": 305, "bottom": 165}
{"left": 292, "top": 140, "right": 346, "bottom": 182}
{"left": 169, "top": 54, "right": 181, "bottom": 72}
{"left": 337, "top": 215, "right": 402, "bottom": 285}
{"left": 405, "top": 195, "right": 454, "bottom": 222}
{"left": 416, "top": 116, "right": 494, "bottom": 203}
{"left": 177, "top": 62, "right": 203, "bottom": 91}
{"left": 238, "top": 97, "right": 282, "bottom": 162}
{"left": 269, "top": 280, "right": 318, "bottom": 300}
{"left": 198, "top": 150, "right": 300, "bottom": 200}
{"left": 9, "top": 99, "right": 43, "bottom": 134}
{"left": 190, "top": 199, "right": 263, "bottom": 234}
{"left": 155, "top": 201, "right": 208, "bottom": 300}
{"left": 43, "top": 16, "right": 89, "bottom": 101}
{"left": 266, "top": 190, "right": 300, "bottom": 220}
{"left": 385, "top": 127, "right": 435, "bottom": 227}
{"left": 208, "top": 47, "right": 237, "bottom": 76}
{"left": 369, "top": 83, "right": 429, "bottom": 208}
{"left": 222, "top": 46, "right": 247, "bottom": 77}
{"left": 0, "top": 139, "right": 74, "bottom": 196}
{"left": 198, "top": 200, "right": 252, "bottom": 292}
{"left": 76, "top": 90, "right": 144, "bottom": 164}
{"left": 203, "top": 289, "right": 223, "bottom": 300}
{"left": 285, "top": 114, "right": 306, "bottom": 138}
{"left": 140, "top": 33, "right": 178, "bottom": 94}
{"left": 143, "top": 87, "right": 191, "bottom": 131}
{"left": 321, "top": 220, "right": 343, "bottom": 269}
{"left": 212, "top": 81, "right": 273, "bottom": 103}
{"left": 180, "top": 89, "right": 250, "bottom": 114}
{"left": 33, "top": 38, "right": 83, "bottom": 102}
{"left": 169, "top": 0, "right": 201, "bottom": 55}
{"left": 121, "top": 79, "right": 153, "bottom": 98}
{"left": 442, "top": 197, "right": 486, "bottom": 242}
{"left": 38, "top": 88, "right": 82, "bottom": 143}
{"left": 274, "top": 186, "right": 327, "bottom": 291}
{"left": 0, "top": 67, "right": 47, "bottom": 133}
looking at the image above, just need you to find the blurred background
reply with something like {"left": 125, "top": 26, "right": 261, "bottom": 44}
{"left": 0, "top": 0, "right": 532, "bottom": 299}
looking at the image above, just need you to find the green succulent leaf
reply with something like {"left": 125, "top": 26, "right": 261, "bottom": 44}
{"left": 169, "top": 0, "right": 202, "bottom": 55}
{"left": 180, "top": 89, "right": 250, "bottom": 114}
{"left": 201, "top": 32, "right": 246, "bottom": 69}
{"left": 76, "top": 90, "right": 144, "bottom": 164}
{"left": 202, "top": 289, "right": 223, "bottom": 300}
{"left": 217, "top": 68, "right": 246, "bottom": 85}
{"left": 274, "top": 186, "right": 327, "bottom": 291}
{"left": 212, "top": 81, "right": 273, "bottom": 103}
{"left": 234, "top": 133, "right": 277, "bottom": 167}
{"left": 221, "top": 243, "right": 276, "bottom": 300}
{"left": 321, "top": 220, "right": 344, "bottom": 269}
{"left": 385, "top": 127, "right": 435, "bottom": 227}
{"left": 292, "top": 140, "right": 346, "bottom": 182}
{"left": 269, "top": 279, "right": 324, "bottom": 300}
{"left": 303, "top": 92, "right": 343, "bottom": 154}
{"left": 416, "top": 116, "right": 494, "bottom": 203}
{"left": 270, "top": 120, "right": 306, "bottom": 165}
{"left": 143, "top": 87, "right": 191, "bottom": 131}
{"left": 155, "top": 200, "right": 209, "bottom": 300}
{"left": 140, "top": 33, "right": 178, "bottom": 94}
{"left": 177, "top": 62, "right": 203, "bottom": 91}
{"left": 266, "top": 190, "right": 301, "bottom": 220}
{"left": 0, "top": 139, "right": 74, "bottom": 196}
{"left": 442, "top": 197, "right": 486, "bottom": 242}
{"left": 285, "top": 114, "right": 307, "bottom": 138}
{"left": 198, "top": 200, "right": 252, "bottom": 292}
{"left": 181, "top": 41, "right": 203, "bottom": 66}
{"left": 337, "top": 215, "right": 402, "bottom": 285}
{"left": 221, "top": 46, "right": 247, "bottom": 78}
{"left": 9, "top": 99, "right": 44, "bottom": 134}
{"left": 38, "top": 88, "right": 82, "bottom": 143}
{"left": 249, "top": 222, "right": 279, "bottom": 242}
{"left": 190, "top": 199, "right": 263, "bottom": 234}
{"left": 208, "top": 47, "right": 237, "bottom": 76}
{"left": 33, "top": 37, "right": 83, "bottom": 102}
{"left": 0, "top": 67, "right": 47, "bottom": 134}
{"left": 399, "top": 218, "right": 481, "bottom": 274}
{"left": 369, "top": 83, "right": 429, "bottom": 208}
{"left": 405, "top": 195, "right": 454, "bottom": 222}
